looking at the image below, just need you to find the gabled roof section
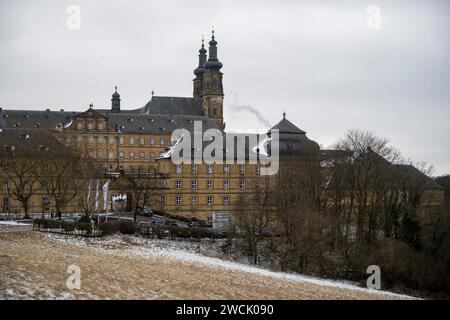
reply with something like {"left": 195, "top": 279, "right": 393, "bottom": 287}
{"left": 131, "top": 96, "right": 204, "bottom": 116}
{"left": 74, "top": 108, "right": 107, "bottom": 119}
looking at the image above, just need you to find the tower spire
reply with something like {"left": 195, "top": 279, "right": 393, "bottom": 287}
{"left": 111, "top": 86, "right": 121, "bottom": 113}
{"left": 205, "top": 29, "right": 222, "bottom": 70}
{"left": 193, "top": 37, "right": 207, "bottom": 77}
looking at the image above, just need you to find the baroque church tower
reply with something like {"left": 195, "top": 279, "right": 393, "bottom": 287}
{"left": 193, "top": 30, "right": 225, "bottom": 130}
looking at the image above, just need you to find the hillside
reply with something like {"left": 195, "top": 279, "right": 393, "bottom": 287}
{"left": 0, "top": 231, "right": 415, "bottom": 300}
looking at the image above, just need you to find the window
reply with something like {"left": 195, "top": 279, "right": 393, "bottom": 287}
{"left": 108, "top": 150, "right": 114, "bottom": 160}
{"left": 119, "top": 152, "right": 124, "bottom": 160}
{"left": 24, "top": 181, "right": 30, "bottom": 190}
{"left": 3, "top": 180, "right": 8, "bottom": 190}
{"left": 129, "top": 152, "right": 135, "bottom": 160}
{"left": 176, "top": 196, "right": 182, "bottom": 206}
{"left": 3, "top": 197, "right": 9, "bottom": 213}
{"left": 256, "top": 166, "right": 261, "bottom": 175}
{"left": 239, "top": 165, "right": 245, "bottom": 175}
{"left": 139, "top": 152, "right": 145, "bottom": 160}
{"left": 256, "top": 180, "right": 261, "bottom": 189}
{"left": 160, "top": 196, "right": 166, "bottom": 205}
{"left": 77, "top": 122, "right": 83, "bottom": 130}
{"left": 87, "top": 136, "right": 93, "bottom": 144}
{"left": 207, "top": 180, "right": 213, "bottom": 190}
{"left": 77, "top": 135, "right": 83, "bottom": 142}
{"left": 175, "top": 165, "right": 182, "bottom": 174}
{"left": 223, "top": 180, "right": 229, "bottom": 190}
{"left": 98, "top": 123, "right": 104, "bottom": 130}
{"left": 207, "top": 196, "right": 213, "bottom": 206}
{"left": 223, "top": 196, "right": 229, "bottom": 206}
{"left": 98, "top": 136, "right": 104, "bottom": 144}
{"left": 150, "top": 138, "right": 155, "bottom": 145}
{"left": 160, "top": 137, "right": 164, "bottom": 145}
{"left": 239, "top": 179, "right": 245, "bottom": 190}
{"left": 207, "top": 165, "right": 213, "bottom": 174}
{"left": 223, "top": 165, "right": 230, "bottom": 174}
{"left": 108, "top": 137, "right": 114, "bottom": 144}
{"left": 42, "top": 197, "right": 50, "bottom": 211}
{"left": 130, "top": 137, "right": 135, "bottom": 145}
{"left": 98, "top": 150, "right": 104, "bottom": 160}
{"left": 191, "top": 197, "right": 197, "bottom": 206}
{"left": 191, "top": 180, "right": 197, "bottom": 189}
{"left": 140, "top": 137, "right": 145, "bottom": 145}
{"left": 119, "top": 137, "right": 124, "bottom": 145}
{"left": 191, "top": 165, "right": 197, "bottom": 174}
{"left": 87, "top": 122, "right": 93, "bottom": 130}
{"left": 175, "top": 180, "right": 182, "bottom": 189}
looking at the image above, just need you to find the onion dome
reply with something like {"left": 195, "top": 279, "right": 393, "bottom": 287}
{"left": 204, "top": 30, "right": 223, "bottom": 70}
{"left": 194, "top": 38, "right": 207, "bottom": 77}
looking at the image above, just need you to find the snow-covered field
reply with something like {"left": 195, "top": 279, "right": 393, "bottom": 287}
{"left": 0, "top": 231, "right": 417, "bottom": 300}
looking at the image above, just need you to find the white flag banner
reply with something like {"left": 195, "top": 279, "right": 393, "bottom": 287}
{"left": 102, "top": 180, "right": 110, "bottom": 211}
{"left": 87, "top": 180, "right": 92, "bottom": 203}
{"left": 95, "top": 180, "right": 100, "bottom": 211}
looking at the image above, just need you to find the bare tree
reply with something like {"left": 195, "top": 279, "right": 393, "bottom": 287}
{"left": 234, "top": 175, "right": 273, "bottom": 265}
{"left": 39, "top": 140, "right": 79, "bottom": 219}
{"left": 0, "top": 131, "right": 62, "bottom": 218}
{"left": 123, "top": 168, "right": 164, "bottom": 222}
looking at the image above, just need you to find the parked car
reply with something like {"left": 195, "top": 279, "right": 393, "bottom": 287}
{"left": 63, "top": 216, "right": 81, "bottom": 223}
{"left": 174, "top": 221, "right": 190, "bottom": 228}
{"left": 139, "top": 206, "right": 154, "bottom": 217}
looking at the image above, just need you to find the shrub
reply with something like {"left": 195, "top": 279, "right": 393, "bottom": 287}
{"left": 99, "top": 221, "right": 121, "bottom": 236}
{"left": 63, "top": 222, "right": 76, "bottom": 232}
{"left": 77, "top": 222, "right": 92, "bottom": 234}
{"left": 119, "top": 221, "right": 137, "bottom": 235}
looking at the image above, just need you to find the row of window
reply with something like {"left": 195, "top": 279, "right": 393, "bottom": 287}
{"left": 76, "top": 122, "right": 106, "bottom": 130}
{"left": 175, "top": 179, "right": 261, "bottom": 190}
{"left": 176, "top": 164, "right": 261, "bottom": 175}
{"left": 159, "top": 196, "right": 230, "bottom": 206}
{"left": 83, "top": 150, "right": 157, "bottom": 161}
{"left": 74, "top": 136, "right": 166, "bottom": 146}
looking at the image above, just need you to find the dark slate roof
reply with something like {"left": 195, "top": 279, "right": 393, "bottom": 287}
{"left": 393, "top": 164, "right": 445, "bottom": 190}
{"left": 269, "top": 117, "right": 306, "bottom": 134}
{"left": 105, "top": 113, "right": 219, "bottom": 134}
{"left": 155, "top": 133, "right": 269, "bottom": 162}
{"left": 0, "top": 128, "right": 73, "bottom": 159}
{"left": 0, "top": 101, "right": 216, "bottom": 135}
{"left": 267, "top": 116, "right": 319, "bottom": 156}
{"left": 131, "top": 96, "right": 204, "bottom": 116}
{"left": 0, "top": 109, "right": 76, "bottom": 130}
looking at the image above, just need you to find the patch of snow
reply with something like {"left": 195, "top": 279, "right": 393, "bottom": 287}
{"left": 45, "top": 234, "right": 416, "bottom": 299}
{"left": 0, "top": 221, "right": 32, "bottom": 226}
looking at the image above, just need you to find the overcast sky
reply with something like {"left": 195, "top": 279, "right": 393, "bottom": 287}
{"left": 0, "top": 0, "right": 449, "bottom": 174}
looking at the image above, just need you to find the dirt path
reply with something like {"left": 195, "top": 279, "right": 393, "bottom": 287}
{"left": 0, "top": 231, "right": 414, "bottom": 300}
